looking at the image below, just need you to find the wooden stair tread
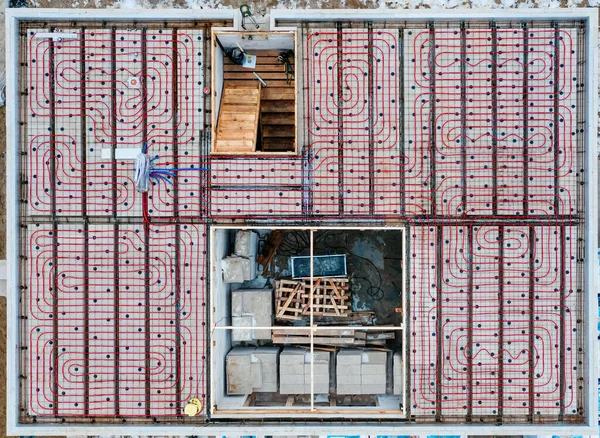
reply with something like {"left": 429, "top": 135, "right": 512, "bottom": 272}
{"left": 219, "top": 112, "right": 257, "bottom": 122}
{"left": 224, "top": 64, "right": 286, "bottom": 72}
{"left": 262, "top": 88, "right": 295, "bottom": 100}
{"left": 262, "top": 137, "right": 295, "bottom": 152}
{"left": 215, "top": 140, "right": 255, "bottom": 152}
{"left": 220, "top": 103, "right": 259, "bottom": 113}
{"left": 224, "top": 80, "right": 294, "bottom": 88}
{"left": 261, "top": 113, "right": 295, "bottom": 125}
{"left": 261, "top": 100, "right": 294, "bottom": 112}
{"left": 262, "top": 125, "right": 295, "bottom": 137}
{"left": 225, "top": 72, "right": 289, "bottom": 80}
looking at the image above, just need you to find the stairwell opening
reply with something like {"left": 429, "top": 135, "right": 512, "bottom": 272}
{"left": 211, "top": 31, "right": 297, "bottom": 155}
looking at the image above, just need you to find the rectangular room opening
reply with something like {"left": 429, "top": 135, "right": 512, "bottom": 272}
{"left": 211, "top": 31, "right": 297, "bottom": 155}
{"left": 209, "top": 226, "right": 406, "bottom": 418}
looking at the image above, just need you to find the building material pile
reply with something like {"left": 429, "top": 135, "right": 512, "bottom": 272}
{"left": 336, "top": 349, "right": 387, "bottom": 395}
{"left": 226, "top": 347, "right": 279, "bottom": 395}
{"left": 231, "top": 288, "right": 273, "bottom": 342}
{"left": 274, "top": 277, "right": 350, "bottom": 320}
{"left": 279, "top": 347, "right": 330, "bottom": 395}
{"left": 271, "top": 328, "right": 396, "bottom": 347}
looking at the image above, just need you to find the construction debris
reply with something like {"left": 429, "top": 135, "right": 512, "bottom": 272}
{"left": 257, "top": 230, "right": 283, "bottom": 268}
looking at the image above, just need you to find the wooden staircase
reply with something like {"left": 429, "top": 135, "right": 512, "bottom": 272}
{"left": 218, "top": 49, "right": 296, "bottom": 154}
{"left": 214, "top": 83, "right": 261, "bottom": 153}
{"left": 260, "top": 87, "right": 295, "bottom": 152}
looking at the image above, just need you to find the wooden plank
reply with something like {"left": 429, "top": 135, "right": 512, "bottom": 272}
{"left": 262, "top": 100, "right": 295, "bottom": 112}
{"left": 217, "top": 120, "right": 255, "bottom": 131}
{"left": 224, "top": 57, "right": 283, "bottom": 66}
{"left": 272, "top": 336, "right": 364, "bottom": 346}
{"left": 224, "top": 63, "right": 286, "bottom": 72}
{"left": 225, "top": 79, "right": 294, "bottom": 88}
{"left": 366, "top": 333, "right": 396, "bottom": 340}
{"left": 222, "top": 94, "right": 259, "bottom": 104}
{"left": 271, "top": 328, "right": 355, "bottom": 337}
{"left": 219, "top": 112, "right": 257, "bottom": 122}
{"left": 253, "top": 83, "right": 262, "bottom": 150}
{"left": 261, "top": 113, "right": 295, "bottom": 125}
{"left": 262, "top": 87, "right": 295, "bottom": 100}
{"left": 276, "top": 282, "right": 304, "bottom": 318}
{"left": 216, "top": 130, "right": 257, "bottom": 141}
{"left": 219, "top": 103, "right": 259, "bottom": 113}
{"left": 262, "top": 138, "right": 295, "bottom": 152}
{"left": 214, "top": 141, "right": 255, "bottom": 153}
{"left": 226, "top": 72, "right": 288, "bottom": 80}
{"left": 223, "top": 91, "right": 259, "bottom": 100}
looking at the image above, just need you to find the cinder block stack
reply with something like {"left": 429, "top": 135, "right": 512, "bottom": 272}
{"left": 279, "top": 347, "right": 330, "bottom": 395}
{"left": 226, "top": 347, "right": 279, "bottom": 395}
{"left": 231, "top": 288, "right": 273, "bottom": 342}
{"left": 336, "top": 349, "right": 387, "bottom": 395}
{"left": 222, "top": 231, "right": 258, "bottom": 283}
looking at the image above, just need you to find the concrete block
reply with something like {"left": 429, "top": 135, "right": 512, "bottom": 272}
{"left": 361, "top": 363, "right": 386, "bottom": 375}
{"left": 234, "top": 230, "right": 258, "bottom": 258}
{"left": 311, "top": 350, "right": 331, "bottom": 363}
{"left": 250, "top": 362, "right": 263, "bottom": 389}
{"left": 304, "top": 372, "right": 329, "bottom": 385}
{"left": 222, "top": 256, "right": 249, "bottom": 283}
{"left": 231, "top": 292, "right": 243, "bottom": 317}
{"left": 260, "top": 380, "right": 278, "bottom": 393}
{"left": 226, "top": 349, "right": 253, "bottom": 395}
{"left": 282, "top": 364, "right": 305, "bottom": 375}
{"left": 393, "top": 351, "right": 403, "bottom": 396}
{"left": 279, "top": 371, "right": 304, "bottom": 385}
{"left": 361, "top": 383, "right": 386, "bottom": 394}
{"left": 280, "top": 348, "right": 306, "bottom": 364}
{"left": 362, "top": 350, "right": 387, "bottom": 364}
{"left": 280, "top": 384, "right": 307, "bottom": 395}
{"left": 361, "top": 373, "right": 386, "bottom": 385}
{"left": 337, "top": 384, "right": 361, "bottom": 395}
{"left": 337, "top": 349, "right": 362, "bottom": 365}
{"left": 312, "top": 363, "right": 329, "bottom": 376}
{"left": 337, "top": 364, "right": 361, "bottom": 378}
{"left": 232, "top": 316, "right": 253, "bottom": 342}
{"left": 244, "top": 253, "right": 257, "bottom": 280}
{"left": 231, "top": 289, "right": 273, "bottom": 341}
{"left": 227, "top": 347, "right": 279, "bottom": 395}
{"left": 253, "top": 347, "right": 278, "bottom": 392}
{"left": 313, "top": 383, "right": 329, "bottom": 394}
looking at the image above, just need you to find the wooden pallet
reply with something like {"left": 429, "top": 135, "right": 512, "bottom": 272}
{"left": 274, "top": 278, "right": 350, "bottom": 320}
{"left": 274, "top": 279, "right": 308, "bottom": 321}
